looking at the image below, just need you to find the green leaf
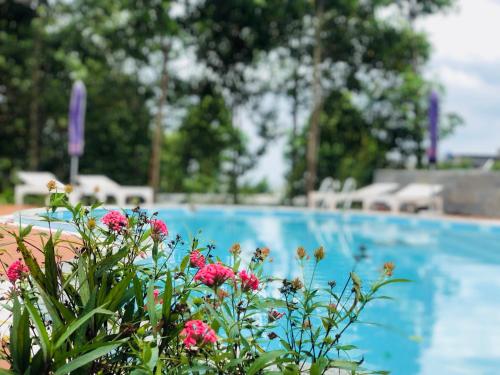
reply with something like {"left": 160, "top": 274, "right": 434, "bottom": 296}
{"left": 371, "top": 278, "right": 411, "bottom": 293}
{"left": 43, "top": 236, "right": 58, "bottom": 298}
{"left": 147, "top": 281, "right": 158, "bottom": 337}
{"left": 161, "top": 271, "right": 173, "bottom": 320}
{"left": 310, "top": 357, "right": 329, "bottom": 375}
{"left": 54, "top": 307, "right": 113, "bottom": 349}
{"left": 19, "top": 224, "right": 33, "bottom": 238}
{"left": 78, "top": 256, "right": 90, "bottom": 305}
{"left": 10, "top": 298, "right": 30, "bottom": 374}
{"left": 133, "top": 276, "right": 144, "bottom": 309}
{"left": 246, "top": 350, "right": 286, "bottom": 375}
{"left": 180, "top": 254, "right": 189, "bottom": 272}
{"left": 329, "top": 359, "right": 360, "bottom": 371}
{"left": 54, "top": 342, "right": 123, "bottom": 375}
{"left": 103, "top": 272, "right": 134, "bottom": 312}
{"left": 32, "top": 278, "right": 64, "bottom": 331}
{"left": 24, "top": 296, "right": 51, "bottom": 362}
{"left": 16, "top": 237, "right": 46, "bottom": 290}
{"left": 94, "top": 247, "right": 129, "bottom": 277}
{"left": 49, "top": 192, "right": 68, "bottom": 210}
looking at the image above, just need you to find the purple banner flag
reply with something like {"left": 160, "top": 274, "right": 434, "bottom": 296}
{"left": 428, "top": 91, "right": 439, "bottom": 165}
{"left": 68, "top": 81, "right": 86, "bottom": 157}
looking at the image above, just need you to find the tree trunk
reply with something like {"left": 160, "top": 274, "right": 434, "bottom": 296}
{"left": 305, "top": 0, "right": 324, "bottom": 201}
{"left": 290, "top": 67, "right": 299, "bottom": 177}
{"left": 149, "top": 43, "right": 169, "bottom": 197}
{"left": 28, "top": 16, "right": 42, "bottom": 170}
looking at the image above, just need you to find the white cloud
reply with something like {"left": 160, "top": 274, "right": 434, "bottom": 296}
{"left": 436, "top": 66, "right": 487, "bottom": 91}
{"left": 420, "top": 0, "right": 500, "bottom": 156}
{"left": 418, "top": 0, "right": 500, "bottom": 64}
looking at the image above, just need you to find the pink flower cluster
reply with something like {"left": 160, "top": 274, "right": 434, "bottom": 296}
{"left": 194, "top": 263, "right": 234, "bottom": 287}
{"left": 7, "top": 260, "right": 29, "bottom": 283}
{"left": 150, "top": 219, "right": 168, "bottom": 238}
{"left": 101, "top": 210, "right": 128, "bottom": 232}
{"left": 238, "top": 270, "right": 259, "bottom": 291}
{"left": 189, "top": 250, "right": 206, "bottom": 268}
{"left": 180, "top": 320, "right": 217, "bottom": 348}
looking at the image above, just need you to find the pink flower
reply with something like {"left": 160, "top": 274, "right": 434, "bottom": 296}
{"left": 194, "top": 263, "right": 234, "bottom": 287}
{"left": 7, "top": 260, "right": 29, "bottom": 283}
{"left": 150, "top": 219, "right": 168, "bottom": 238}
{"left": 239, "top": 270, "right": 259, "bottom": 291}
{"left": 101, "top": 210, "right": 128, "bottom": 232}
{"left": 189, "top": 250, "right": 206, "bottom": 268}
{"left": 180, "top": 320, "right": 217, "bottom": 349}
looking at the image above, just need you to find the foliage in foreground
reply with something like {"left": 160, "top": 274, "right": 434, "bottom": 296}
{"left": 0, "top": 187, "right": 407, "bottom": 374}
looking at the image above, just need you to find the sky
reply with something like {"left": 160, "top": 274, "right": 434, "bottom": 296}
{"left": 248, "top": 0, "right": 500, "bottom": 189}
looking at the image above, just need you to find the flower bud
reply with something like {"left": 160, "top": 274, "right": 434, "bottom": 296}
{"left": 46, "top": 180, "right": 57, "bottom": 191}
{"left": 314, "top": 246, "right": 325, "bottom": 261}
{"left": 230, "top": 243, "right": 241, "bottom": 256}
{"left": 296, "top": 246, "right": 306, "bottom": 260}
{"left": 383, "top": 262, "right": 395, "bottom": 277}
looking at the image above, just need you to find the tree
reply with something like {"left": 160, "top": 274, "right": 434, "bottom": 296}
{"left": 281, "top": 0, "right": 460, "bottom": 199}
{"left": 0, "top": 0, "right": 154, "bottom": 191}
{"left": 183, "top": 0, "right": 306, "bottom": 202}
{"left": 160, "top": 84, "right": 236, "bottom": 193}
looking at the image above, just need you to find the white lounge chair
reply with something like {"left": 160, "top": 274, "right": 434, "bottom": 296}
{"left": 366, "top": 183, "right": 443, "bottom": 213}
{"left": 14, "top": 171, "right": 66, "bottom": 205}
{"left": 308, "top": 177, "right": 341, "bottom": 208}
{"left": 340, "top": 182, "right": 400, "bottom": 211}
{"left": 314, "top": 181, "right": 398, "bottom": 210}
{"left": 76, "top": 175, "right": 153, "bottom": 205}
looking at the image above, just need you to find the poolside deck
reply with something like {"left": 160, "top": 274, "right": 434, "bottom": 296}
{"left": 0, "top": 204, "right": 77, "bottom": 276}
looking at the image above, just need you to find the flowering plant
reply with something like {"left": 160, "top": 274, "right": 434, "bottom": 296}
{"left": 0, "top": 186, "right": 407, "bottom": 374}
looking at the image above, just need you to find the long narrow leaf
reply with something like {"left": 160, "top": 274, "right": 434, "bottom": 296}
{"left": 246, "top": 350, "right": 286, "bottom": 375}
{"left": 10, "top": 298, "right": 30, "bottom": 374}
{"left": 44, "top": 236, "right": 58, "bottom": 297}
{"left": 54, "top": 307, "right": 113, "bottom": 349}
{"left": 24, "top": 297, "right": 51, "bottom": 362}
{"left": 54, "top": 342, "right": 122, "bottom": 375}
{"left": 161, "top": 271, "right": 173, "bottom": 320}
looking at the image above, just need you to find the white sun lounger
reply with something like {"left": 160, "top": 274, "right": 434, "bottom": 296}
{"left": 14, "top": 171, "right": 66, "bottom": 204}
{"left": 76, "top": 175, "right": 153, "bottom": 205}
{"left": 341, "top": 182, "right": 400, "bottom": 211}
{"left": 312, "top": 181, "right": 398, "bottom": 210}
{"left": 366, "top": 183, "right": 443, "bottom": 213}
{"left": 308, "top": 177, "right": 342, "bottom": 208}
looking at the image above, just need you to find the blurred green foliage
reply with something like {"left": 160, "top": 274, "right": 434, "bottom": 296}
{"left": 0, "top": 0, "right": 460, "bottom": 203}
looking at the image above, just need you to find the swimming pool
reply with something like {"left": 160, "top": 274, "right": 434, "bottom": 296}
{"left": 12, "top": 206, "right": 500, "bottom": 374}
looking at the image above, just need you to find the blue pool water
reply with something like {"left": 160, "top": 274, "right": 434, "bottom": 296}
{"left": 19, "top": 207, "right": 500, "bottom": 374}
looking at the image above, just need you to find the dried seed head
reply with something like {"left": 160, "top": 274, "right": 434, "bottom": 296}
{"left": 46, "top": 180, "right": 57, "bottom": 191}
{"left": 291, "top": 277, "right": 303, "bottom": 291}
{"left": 314, "top": 246, "right": 325, "bottom": 261}
{"left": 296, "top": 246, "right": 306, "bottom": 260}
{"left": 64, "top": 184, "right": 73, "bottom": 193}
{"left": 230, "top": 243, "right": 241, "bottom": 256}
